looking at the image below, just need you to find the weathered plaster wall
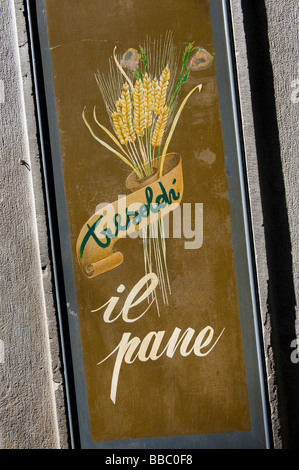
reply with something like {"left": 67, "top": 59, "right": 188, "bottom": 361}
{"left": 0, "top": 0, "right": 68, "bottom": 448}
{"left": 231, "top": 0, "right": 299, "bottom": 448}
{"left": 262, "top": 0, "right": 299, "bottom": 448}
{"left": 263, "top": 0, "right": 299, "bottom": 449}
{"left": 266, "top": 0, "right": 299, "bottom": 304}
{"left": 0, "top": 0, "right": 298, "bottom": 449}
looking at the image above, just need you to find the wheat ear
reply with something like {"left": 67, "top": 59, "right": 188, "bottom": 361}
{"left": 121, "top": 83, "right": 136, "bottom": 142}
{"left": 152, "top": 105, "right": 169, "bottom": 148}
{"left": 154, "top": 66, "right": 170, "bottom": 116}
{"left": 133, "top": 79, "right": 145, "bottom": 137}
{"left": 111, "top": 112, "right": 126, "bottom": 145}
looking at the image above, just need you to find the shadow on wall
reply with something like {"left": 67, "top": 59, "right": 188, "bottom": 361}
{"left": 240, "top": 0, "right": 299, "bottom": 449}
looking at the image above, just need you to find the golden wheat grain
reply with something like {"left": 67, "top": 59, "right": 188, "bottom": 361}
{"left": 121, "top": 83, "right": 136, "bottom": 142}
{"left": 143, "top": 73, "right": 153, "bottom": 128}
{"left": 133, "top": 79, "right": 145, "bottom": 137}
{"left": 116, "top": 99, "right": 123, "bottom": 115}
{"left": 152, "top": 105, "right": 169, "bottom": 148}
{"left": 154, "top": 66, "right": 170, "bottom": 116}
{"left": 111, "top": 112, "right": 126, "bottom": 145}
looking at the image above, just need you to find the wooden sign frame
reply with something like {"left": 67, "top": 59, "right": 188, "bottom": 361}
{"left": 27, "top": 0, "right": 270, "bottom": 449}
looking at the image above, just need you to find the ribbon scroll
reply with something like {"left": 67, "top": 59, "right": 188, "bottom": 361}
{"left": 76, "top": 153, "right": 183, "bottom": 278}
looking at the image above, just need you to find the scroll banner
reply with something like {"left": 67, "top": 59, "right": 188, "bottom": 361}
{"left": 76, "top": 153, "right": 183, "bottom": 278}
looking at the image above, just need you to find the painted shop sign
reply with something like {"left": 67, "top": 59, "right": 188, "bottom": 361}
{"left": 28, "top": 0, "right": 270, "bottom": 448}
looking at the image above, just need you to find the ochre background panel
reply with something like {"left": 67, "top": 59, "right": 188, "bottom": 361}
{"left": 45, "top": 0, "right": 250, "bottom": 442}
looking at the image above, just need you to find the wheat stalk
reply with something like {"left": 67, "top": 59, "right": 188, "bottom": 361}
{"left": 143, "top": 73, "right": 153, "bottom": 128}
{"left": 113, "top": 46, "right": 134, "bottom": 92}
{"left": 82, "top": 108, "right": 139, "bottom": 174}
{"left": 159, "top": 84, "right": 202, "bottom": 176}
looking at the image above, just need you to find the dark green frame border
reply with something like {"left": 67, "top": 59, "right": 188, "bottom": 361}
{"left": 26, "top": 0, "right": 271, "bottom": 449}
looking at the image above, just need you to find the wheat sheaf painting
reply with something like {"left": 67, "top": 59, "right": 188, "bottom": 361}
{"left": 77, "top": 32, "right": 214, "bottom": 311}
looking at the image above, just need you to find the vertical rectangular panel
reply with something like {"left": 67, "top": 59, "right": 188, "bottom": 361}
{"left": 28, "top": 0, "right": 270, "bottom": 448}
